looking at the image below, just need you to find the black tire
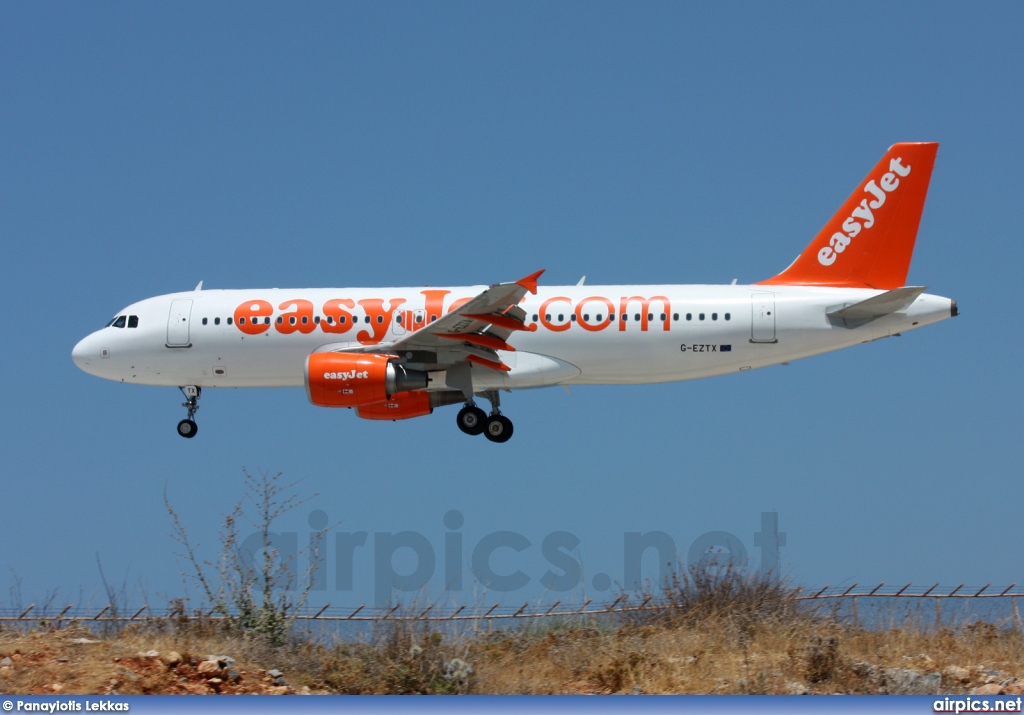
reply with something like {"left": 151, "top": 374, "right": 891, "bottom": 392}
{"left": 456, "top": 405, "right": 487, "bottom": 436}
{"left": 177, "top": 419, "right": 198, "bottom": 439}
{"left": 484, "top": 415, "right": 513, "bottom": 443}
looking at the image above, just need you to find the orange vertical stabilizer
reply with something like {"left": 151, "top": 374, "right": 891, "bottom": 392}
{"left": 757, "top": 142, "right": 938, "bottom": 289}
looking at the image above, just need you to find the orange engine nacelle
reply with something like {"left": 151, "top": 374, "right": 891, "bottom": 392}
{"left": 356, "top": 391, "right": 434, "bottom": 421}
{"left": 305, "top": 352, "right": 428, "bottom": 408}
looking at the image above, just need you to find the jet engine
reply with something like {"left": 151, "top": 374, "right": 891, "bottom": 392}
{"left": 305, "top": 353, "right": 428, "bottom": 408}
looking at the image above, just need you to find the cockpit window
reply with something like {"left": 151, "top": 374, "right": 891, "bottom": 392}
{"left": 112, "top": 316, "right": 127, "bottom": 328}
{"left": 127, "top": 315, "right": 139, "bottom": 328}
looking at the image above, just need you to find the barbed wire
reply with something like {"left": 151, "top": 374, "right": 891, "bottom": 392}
{"left": 1, "top": 582, "right": 1020, "bottom": 624}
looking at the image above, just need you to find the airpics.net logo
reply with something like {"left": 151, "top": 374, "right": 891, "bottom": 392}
{"left": 817, "top": 156, "right": 912, "bottom": 267}
{"left": 235, "top": 511, "right": 788, "bottom": 606}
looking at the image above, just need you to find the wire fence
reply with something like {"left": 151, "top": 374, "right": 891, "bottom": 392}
{"left": 1, "top": 582, "right": 1021, "bottom": 629}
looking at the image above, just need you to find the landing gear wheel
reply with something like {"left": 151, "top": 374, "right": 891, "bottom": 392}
{"left": 177, "top": 386, "right": 201, "bottom": 439}
{"left": 456, "top": 405, "right": 487, "bottom": 436}
{"left": 177, "top": 419, "right": 198, "bottom": 438}
{"left": 484, "top": 415, "right": 514, "bottom": 443}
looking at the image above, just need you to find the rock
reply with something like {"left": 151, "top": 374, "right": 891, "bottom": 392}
{"left": 142, "top": 650, "right": 160, "bottom": 658}
{"left": 208, "top": 677, "right": 223, "bottom": 686}
{"left": 49, "top": 684, "right": 63, "bottom": 693}
{"left": 227, "top": 670, "right": 240, "bottom": 683}
{"left": 267, "top": 685, "right": 291, "bottom": 695}
{"left": 0, "top": 657, "right": 12, "bottom": 668}
{"left": 851, "top": 661, "right": 879, "bottom": 682}
{"left": 162, "top": 651, "right": 183, "bottom": 667}
{"left": 787, "top": 682, "right": 809, "bottom": 695}
{"left": 197, "top": 660, "right": 223, "bottom": 677}
{"left": 972, "top": 684, "right": 1005, "bottom": 695}
{"left": 210, "top": 655, "right": 236, "bottom": 668}
{"left": 942, "top": 665, "right": 971, "bottom": 685}
{"left": 115, "top": 666, "right": 139, "bottom": 682}
{"left": 70, "top": 638, "right": 99, "bottom": 645}
{"left": 881, "top": 668, "right": 942, "bottom": 695}
{"left": 267, "top": 669, "right": 284, "bottom": 678}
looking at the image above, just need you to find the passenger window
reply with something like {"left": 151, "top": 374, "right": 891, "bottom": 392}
{"left": 315, "top": 316, "right": 320, "bottom": 324}
{"left": 326, "top": 316, "right": 334, "bottom": 324}
{"left": 558, "top": 314, "right": 564, "bottom": 321}
{"left": 583, "top": 314, "right": 590, "bottom": 321}
{"left": 712, "top": 313, "right": 718, "bottom": 321}
{"left": 699, "top": 313, "right": 705, "bottom": 320}
{"left": 533, "top": 314, "right": 538, "bottom": 322}
{"left": 686, "top": 313, "right": 692, "bottom": 321}
{"left": 725, "top": 313, "right": 731, "bottom": 320}
{"left": 113, "top": 316, "right": 126, "bottom": 328}
{"left": 431, "top": 315, "right": 438, "bottom": 322}
{"left": 634, "top": 313, "right": 641, "bottom": 321}
{"left": 647, "top": 313, "right": 653, "bottom": 321}
{"left": 545, "top": 314, "right": 551, "bottom": 322}
{"left": 416, "top": 315, "right": 423, "bottom": 324}
{"left": 608, "top": 313, "right": 614, "bottom": 321}
{"left": 301, "top": 316, "right": 308, "bottom": 324}
{"left": 673, "top": 313, "right": 679, "bottom": 321}
{"left": 277, "top": 317, "right": 283, "bottom": 325}
{"left": 215, "top": 317, "right": 221, "bottom": 325}
{"left": 128, "top": 315, "right": 139, "bottom": 328}
{"left": 289, "top": 316, "right": 297, "bottom": 325}
{"left": 228, "top": 317, "right": 233, "bottom": 325}
{"left": 660, "top": 313, "right": 666, "bottom": 321}
{"left": 570, "top": 314, "right": 576, "bottom": 321}
{"left": 376, "top": 315, "right": 383, "bottom": 324}
{"left": 339, "top": 316, "right": 346, "bottom": 324}
{"left": 395, "top": 315, "right": 401, "bottom": 324}
{"left": 202, "top": 318, "right": 208, "bottom": 326}
{"left": 364, "top": 316, "right": 370, "bottom": 324}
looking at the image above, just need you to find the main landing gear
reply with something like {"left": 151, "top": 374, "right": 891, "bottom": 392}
{"left": 176, "top": 386, "right": 200, "bottom": 439}
{"left": 456, "top": 391, "right": 513, "bottom": 443}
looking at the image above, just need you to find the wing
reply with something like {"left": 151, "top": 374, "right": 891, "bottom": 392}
{"left": 389, "top": 269, "right": 544, "bottom": 372}
{"left": 313, "top": 269, "right": 544, "bottom": 374}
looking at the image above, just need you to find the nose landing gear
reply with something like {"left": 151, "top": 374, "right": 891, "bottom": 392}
{"left": 176, "top": 386, "right": 200, "bottom": 438}
{"left": 456, "top": 391, "right": 513, "bottom": 443}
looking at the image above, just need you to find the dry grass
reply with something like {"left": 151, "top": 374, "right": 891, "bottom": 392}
{"left": 2, "top": 573, "right": 1022, "bottom": 695}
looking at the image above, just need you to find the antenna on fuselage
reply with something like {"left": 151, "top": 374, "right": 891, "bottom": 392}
{"left": 194, "top": 281, "right": 204, "bottom": 291}
{"left": 577, "top": 276, "right": 586, "bottom": 286}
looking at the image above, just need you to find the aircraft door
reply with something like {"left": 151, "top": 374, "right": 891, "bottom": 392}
{"left": 167, "top": 299, "right": 193, "bottom": 347}
{"left": 750, "top": 293, "right": 777, "bottom": 343}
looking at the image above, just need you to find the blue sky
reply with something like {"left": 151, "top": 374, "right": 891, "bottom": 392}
{"left": 1, "top": 2, "right": 1021, "bottom": 614}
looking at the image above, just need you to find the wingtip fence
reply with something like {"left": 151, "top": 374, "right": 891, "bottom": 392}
{"left": 1, "top": 584, "right": 1021, "bottom": 630}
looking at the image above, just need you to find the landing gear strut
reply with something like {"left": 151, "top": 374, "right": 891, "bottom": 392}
{"left": 455, "top": 390, "right": 514, "bottom": 443}
{"left": 177, "top": 386, "right": 200, "bottom": 438}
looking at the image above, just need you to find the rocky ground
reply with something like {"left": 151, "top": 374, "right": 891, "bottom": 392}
{"left": 0, "top": 628, "right": 315, "bottom": 695}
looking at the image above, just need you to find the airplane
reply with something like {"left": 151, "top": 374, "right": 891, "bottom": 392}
{"left": 72, "top": 143, "right": 956, "bottom": 443}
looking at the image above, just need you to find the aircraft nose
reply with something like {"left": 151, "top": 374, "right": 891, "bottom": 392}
{"left": 72, "top": 334, "right": 100, "bottom": 372}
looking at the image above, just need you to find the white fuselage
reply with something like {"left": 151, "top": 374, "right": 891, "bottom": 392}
{"left": 71, "top": 284, "right": 955, "bottom": 390}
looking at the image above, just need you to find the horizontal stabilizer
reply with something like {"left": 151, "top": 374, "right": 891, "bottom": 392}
{"left": 827, "top": 286, "right": 926, "bottom": 328}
